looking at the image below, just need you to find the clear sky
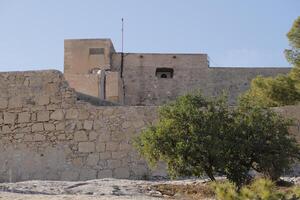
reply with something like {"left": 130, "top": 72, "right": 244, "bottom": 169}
{"left": 0, "top": 0, "right": 299, "bottom": 72}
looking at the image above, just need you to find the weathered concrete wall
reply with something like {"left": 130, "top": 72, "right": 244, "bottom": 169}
{"left": 0, "top": 70, "right": 165, "bottom": 182}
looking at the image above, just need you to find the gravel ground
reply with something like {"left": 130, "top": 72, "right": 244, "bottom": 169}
{"left": 0, "top": 177, "right": 299, "bottom": 200}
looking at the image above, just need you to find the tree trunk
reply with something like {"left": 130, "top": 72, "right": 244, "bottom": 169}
{"left": 205, "top": 166, "right": 216, "bottom": 181}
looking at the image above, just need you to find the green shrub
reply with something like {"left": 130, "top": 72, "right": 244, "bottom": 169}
{"left": 212, "top": 178, "right": 300, "bottom": 200}
{"left": 134, "top": 91, "right": 300, "bottom": 187}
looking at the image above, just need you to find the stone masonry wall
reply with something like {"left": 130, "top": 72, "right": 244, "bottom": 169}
{"left": 0, "top": 70, "right": 299, "bottom": 182}
{"left": 0, "top": 70, "right": 165, "bottom": 182}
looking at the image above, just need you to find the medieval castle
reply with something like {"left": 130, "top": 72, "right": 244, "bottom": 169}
{"left": 0, "top": 38, "right": 298, "bottom": 182}
{"left": 64, "top": 39, "right": 289, "bottom": 105}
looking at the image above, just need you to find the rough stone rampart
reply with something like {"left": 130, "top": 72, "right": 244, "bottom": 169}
{"left": 0, "top": 70, "right": 164, "bottom": 182}
{"left": 0, "top": 70, "right": 299, "bottom": 182}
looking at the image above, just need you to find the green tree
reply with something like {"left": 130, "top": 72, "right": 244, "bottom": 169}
{"left": 231, "top": 106, "right": 299, "bottom": 182}
{"left": 134, "top": 92, "right": 232, "bottom": 181}
{"left": 134, "top": 92, "right": 300, "bottom": 187}
{"left": 239, "top": 16, "right": 300, "bottom": 107}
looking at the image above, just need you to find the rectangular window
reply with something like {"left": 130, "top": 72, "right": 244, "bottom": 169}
{"left": 89, "top": 48, "right": 104, "bottom": 55}
{"left": 156, "top": 68, "right": 174, "bottom": 78}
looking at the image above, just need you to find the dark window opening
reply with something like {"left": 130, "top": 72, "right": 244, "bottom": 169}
{"left": 161, "top": 74, "right": 167, "bottom": 78}
{"left": 89, "top": 48, "right": 104, "bottom": 55}
{"left": 156, "top": 68, "right": 174, "bottom": 79}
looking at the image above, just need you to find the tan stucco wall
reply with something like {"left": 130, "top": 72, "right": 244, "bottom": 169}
{"left": 64, "top": 39, "right": 115, "bottom": 74}
{"left": 64, "top": 74, "right": 100, "bottom": 97}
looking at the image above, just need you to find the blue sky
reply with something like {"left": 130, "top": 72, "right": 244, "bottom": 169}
{"left": 0, "top": 0, "right": 299, "bottom": 72}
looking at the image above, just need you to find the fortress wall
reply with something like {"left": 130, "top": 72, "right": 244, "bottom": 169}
{"left": 208, "top": 67, "right": 291, "bottom": 104}
{"left": 0, "top": 70, "right": 299, "bottom": 182}
{"left": 0, "top": 70, "right": 165, "bottom": 182}
{"left": 112, "top": 52, "right": 290, "bottom": 106}
{"left": 115, "top": 53, "right": 210, "bottom": 105}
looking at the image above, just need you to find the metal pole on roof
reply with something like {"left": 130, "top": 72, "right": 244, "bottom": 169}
{"left": 121, "top": 18, "right": 124, "bottom": 53}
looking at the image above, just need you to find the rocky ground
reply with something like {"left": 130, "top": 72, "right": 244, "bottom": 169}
{"left": 0, "top": 178, "right": 213, "bottom": 200}
{"left": 0, "top": 177, "right": 299, "bottom": 200}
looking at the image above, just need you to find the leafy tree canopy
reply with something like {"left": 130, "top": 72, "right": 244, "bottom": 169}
{"left": 240, "top": 16, "right": 300, "bottom": 107}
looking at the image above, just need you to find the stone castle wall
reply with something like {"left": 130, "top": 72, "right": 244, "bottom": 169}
{"left": 0, "top": 70, "right": 165, "bottom": 182}
{"left": 0, "top": 70, "right": 299, "bottom": 182}
{"left": 112, "top": 53, "right": 290, "bottom": 105}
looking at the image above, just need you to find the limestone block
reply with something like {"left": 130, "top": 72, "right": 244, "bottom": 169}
{"left": 114, "top": 167, "right": 130, "bottom": 179}
{"left": 47, "top": 104, "right": 59, "bottom": 111}
{"left": 61, "top": 170, "right": 79, "bottom": 181}
{"left": 50, "top": 109, "right": 64, "bottom": 120}
{"left": 106, "top": 142, "right": 119, "bottom": 151}
{"left": 37, "top": 111, "right": 50, "bottom": 122}
{"left": 97, "top": 169, "right": 112, "bottom": 178}
{"left": 98, "top": 133, "right": 110, "bottom": 142}
{"left": 83, "top": 120, "right": 93, "bottom": 130}
{"left": 14, "top": 133, "right": 24, "bottom": 139}
{"left": 1, "top": 125, "right": 10, "bottom": 133}
{"left": 72, "top": 157, "right": 84, "bottom": 167}
{"left": 18, "top": 112, "right": 30, "bottom": 123}
{"left": 23, "top": 135, "right": 33, "bottom": 141}
{"left": 0, "top": 114, "right": 3, "bottom": 124}
{"left": 44, "top": 123, "right": 55, "bottom": 131}
{"left": 79, "top": 168, "right": 97, "bottom": 180}
{"left": 74, "top": 131, "right": 88, "bottom": 141}
{"left": 78, "top": 142, "right": 95, "bottom": 153}
{"left": 122, "top": 121, "right": 131, "bottom": 129}
{"left": 86, "top": 153, "right": 99, "bottom": 166}
{"left": 20, "top": 126, "right": 31, "bottom": 133}
{"left": 112, "top": 151, "right": 127, "bottom": 159}
{"left": 0, "top": 98, "right": 8, "bottom": 109}
{"left": 55, "top": 122, "right": 65, "bottom": 130}
{"left": 133, "top": 120, "right": 145, "bottom": 128}
{"left": 3, "top": 112, "right": 16, "bottom": 124}
{"left": 96, "top": 143, "right": 105, "bottom": 152}
{"left": 66, "top": 109, "right": 78, "bottom": 119}
{"left": 120, "top": 142, "right": 132, "bottom": 151}
{"left": 89, "top": 131, "right": 98, "bottom": 141}
{"left": 76, "top": 121, "right": 83, "bottom": 130}
{"left": 8, "top": 97, "right": 22, "bottom": 108}
{"left": 100, "top": 152, "right": 111, "bottom": 160}
{"left": 65, "top": 121, "right": 76, "bottom": 131}
{"left": 33, "top": 134, "right": 46, "bottom": 141}
{"left": 78, "top": 109, "right": 90, "bottom": 120}
{"left": 31, "top": 113, "right": 37, "bottom": 121}
{"left": 57, "top": 134, "right": 66, "bottom": 140}
{"left": 35, "top": 95, "right": 49, "bottom": 106}
{"left": 32, "top": 123, "right": 44, "bottom": 132}
{"left": 107, "top": 160, "right": 121, "bottom": 169}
